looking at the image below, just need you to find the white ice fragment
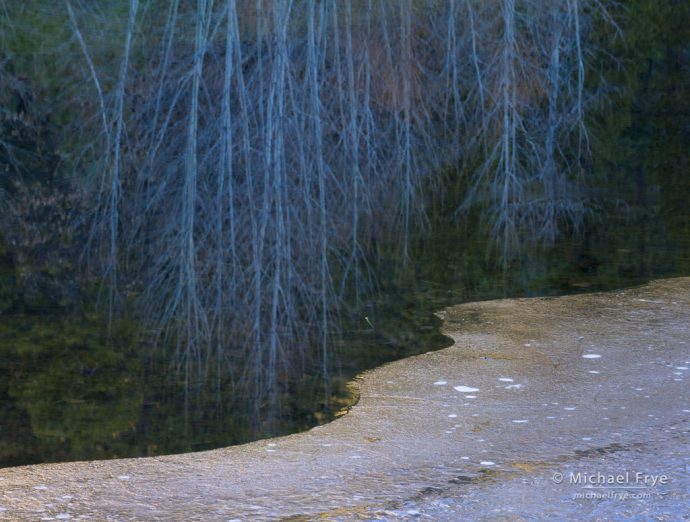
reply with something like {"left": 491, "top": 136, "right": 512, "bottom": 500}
{"left": 582, "top": 354, "right": 601, "bottom": 359}
{"left": 480, "top": 461, "right": 495, "bottom": 466}
{"left": 454, "top": 385, "right": 479, "bottom": 393}
{"left": 465, "top": 395, "right": 477, "bottom": 399}
{"left": 505, "top": 384, "right": 522, "bottom": 390}
{"left": 511, "top": 419, "right": 528, "bottom": 423}
{"left": 433, "top": 380, "right": 448, "bottom": 385}
{"left": 498, "top": 378, "right": 514, "bottom": 382}
{"left": 564, "top": 407, "right": 576, "bottom": 411}
{"left": 675, "top": 366, "right": 688, "bottom": 370}
{"left": 546, "top": 416, "right": 556, "bottom": 419}
{"left": 582, "top": 437, "right": 592, "bottom": 441}
{"left": 448, "top": 414, "right": 457, "bottom": 418}
{"left": 588, "top": 370, "right": 600, "bottom": 374}
{"left": 33, "top": 485, "right": 48, "bottom": 490}
{"left": 461, "top": 456, "right": 470, "bottom": 460}
{"left": 117, "top": 475, "right": 130, "bottom": 481}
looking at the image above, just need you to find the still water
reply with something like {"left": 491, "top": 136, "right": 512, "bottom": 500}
{"left": 1, "top": 203, "right": 688, "bottom": 468}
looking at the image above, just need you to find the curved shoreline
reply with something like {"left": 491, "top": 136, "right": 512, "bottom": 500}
{"left": 1, "top": 277, "right": 689, "bottom": 520}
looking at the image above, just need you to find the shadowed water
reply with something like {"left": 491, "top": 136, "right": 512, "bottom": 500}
{"left": 1, "top": 197, "right": 688, "bottom": 469}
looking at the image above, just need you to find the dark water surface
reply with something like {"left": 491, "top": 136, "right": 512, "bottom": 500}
{"left": 1, "top": 205, "right": 688, "bottom": 468}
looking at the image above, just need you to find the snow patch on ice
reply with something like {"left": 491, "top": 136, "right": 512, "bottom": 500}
{"left": 454, "top": 385, "right": 479, "bottom": 393}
